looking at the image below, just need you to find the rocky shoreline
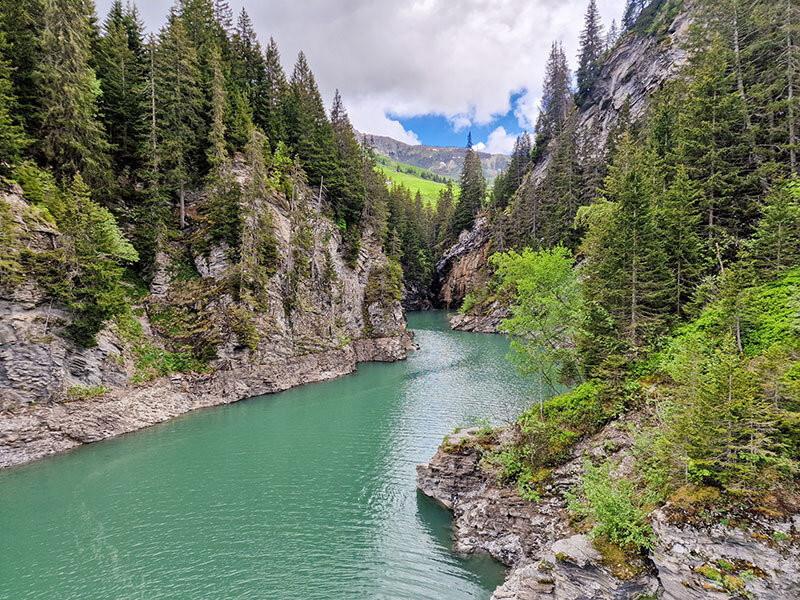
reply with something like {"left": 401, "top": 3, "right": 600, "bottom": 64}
{"left": 417, "top": 426, "right": 800, "bottom": 599}
{"left": 0, "top": 334, "right": 413, "bottom": 469}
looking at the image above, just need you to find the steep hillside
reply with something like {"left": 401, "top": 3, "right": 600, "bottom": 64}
{"left": 0, "top": 158, "right": 413, "bottom": 468}
{"left": 364, "top": 133, "right": 510, "bottom": 182}
{"left": 435, "top": 2, "right": 692, "bottom": 317}
{"left": 375, "top": 156, "right": 456, "bottom": 206}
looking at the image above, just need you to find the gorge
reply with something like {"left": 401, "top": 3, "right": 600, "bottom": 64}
{"left": 1, "top": 0, "right": 800, "bottom": 598}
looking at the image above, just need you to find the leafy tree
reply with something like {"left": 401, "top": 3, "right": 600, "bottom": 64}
{"left": 34, "top": 0, "right": 110, "bottom": 186}
{"left": 493, "top": 246, "right": 584, "bottom": 408}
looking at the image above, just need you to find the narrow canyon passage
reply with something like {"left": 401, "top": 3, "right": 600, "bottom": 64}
{"left": 0, "top": 312, "right": 534, "bottom": 600}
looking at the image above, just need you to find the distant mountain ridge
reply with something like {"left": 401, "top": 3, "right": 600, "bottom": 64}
{"left": 360, "top": 133, "right": 510, "bottom": 182}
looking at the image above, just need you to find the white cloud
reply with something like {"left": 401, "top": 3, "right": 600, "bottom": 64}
{"left": 472, "top": 141, "right": 487, "bottom": 151}
{"left": 97, "top": 0, "right": 625, "bottom": 140}
{"left": 484, "top": 126, "right": 517, "bottom": 155}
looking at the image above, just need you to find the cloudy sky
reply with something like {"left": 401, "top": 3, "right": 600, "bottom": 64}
{"left": 96, "top": 0, "right": 625, "bottom": 153}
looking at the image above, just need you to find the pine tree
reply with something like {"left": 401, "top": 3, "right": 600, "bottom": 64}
{"left": 34, "top": 0, "right": 111, "bottom": 186}
{"left": 284, "top": 52, "right": 337, "bottom": 203}
{"left": 746, "top": 180, "right": 800, "bottom": 278}
{"left": 0, "top": 30, "right": 30, "bottom": 170}
{"left": 535, "top": 42, "right": 574, "bottom": 151}
{"left": 262, "top": 37, "right": 288, "bottom": 146}
{"left": 582, "top": 131, "right": 673, "bottom": 351}
{"left": 230, "top": 10, "right": 266, "bottom": 129}
{"left": 154, "top": 9, "right": 205, "bottom": 228}
{"left": 330, "top": 89, "right": 366, "bottom": 226}
{"left": 680, "top": 34, "right": 759, "bottom": 258}
{"left": 538, "top": 109, "right": 583, "bottom": 248}
{"left": 577, "top": 0, "right": 604, "bottom": 101}
{"left": 96, "top": 1, "right": 148, "bottom": 172}
{"left": 206, "top": 46, "right": 228, "bottom": 173}
{"left": 449, "top": 137, "right": 486, "bottom": 236}
{"left": 623, "top": 0, "right": 645, "bottom": 30}
{"left": 0, "top": 0, "right": 44, "bottom": 133}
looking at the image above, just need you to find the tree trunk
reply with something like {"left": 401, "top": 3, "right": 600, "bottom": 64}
{"left": 788, "top": 0, "right": 798, "bottom": 173}
{"left": 180, "top": 182, "right": 186, "bottom": 229}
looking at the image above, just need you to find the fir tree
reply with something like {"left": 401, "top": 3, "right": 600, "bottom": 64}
{"left": 449, "top": 137, "right": 486, "bottom": 236}
{"left": 493, "top": 133, "right": 532, "bottom": 210}
{"left": 746, "top": 180, "right": 800, "bottom": 277}
{"left": 606, "top": 20, "right": 620, "bottom": 49}
{"left": 535, "top": 42, "right": 574, "bottom": 151}
{"left": 623, "top": 0, "right": 645, "bottom": 30}
{"left": 96, "top": 1, "right": 148, "bottom": 172}
{"left": 262, "top": 37, "right": 288, "bottom": 146}
{"left": 284, "top": 52, "right": 338, "bottom": 207}
{"left": 154, "top": 8, "right": 205, "bottom": 228}
{"left": 538, "top": 109, "right": 583, "bottom": 248}
{"left": 206, "top": 46, "right": 228, "bottom": 173}
{"left": 0, "top": 0, "right": 44, "bottom": 133}
{"left": 576, "top": 0, "right": 604, "bottom": 101}
{"left": 0, "top": 30, "right": 30, "bottom": 170}
{"left": 230, "top": 9, "right": 266, "bottom": 131}
{"left": 34, "top": 0, "right": 111, "bottom": 186}
{"left": 582, "top": 131, "right": 673, "bottom": 350}
{"left": 680, "top": 34, "right": 758, "bottom": 257}
{"left": 329, "top": 89, "right": 366, "bottom": 226}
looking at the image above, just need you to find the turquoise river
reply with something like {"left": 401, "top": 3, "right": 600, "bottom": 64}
{"left": 0, "top": 312, "right": 535, "bottom": 599}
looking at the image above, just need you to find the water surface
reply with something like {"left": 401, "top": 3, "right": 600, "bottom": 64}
{"left": 0, "top": 311, "right": 534, "bottom": 599}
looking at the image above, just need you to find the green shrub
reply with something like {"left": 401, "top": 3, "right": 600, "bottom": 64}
{"left": 66, "top": 385, "right": 110, "bottom": 400}
{"left": 569, "top": 461, "right": 655, "bottom": 552}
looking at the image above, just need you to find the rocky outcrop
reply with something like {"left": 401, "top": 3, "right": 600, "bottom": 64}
{"left": 449, "top": 302, "right": 510, "bottom": 333}
{"left": 433, "top": 216, "right": 493, "bottom": 310}
{"left": 0, "top": 160, "right": 414, "bottom": 468}
{"left": 417, "top": 423, "right": 800, "bottom": 599}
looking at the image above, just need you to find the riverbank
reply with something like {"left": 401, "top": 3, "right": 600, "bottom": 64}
{"left": 0, "top": 335, "right": 412, "bottom": 469}
{"left": 417, "top": 426, "right": 800, "bottom": 599}
{"left": 0, "top": 312, "right": 529, "bottom": 599}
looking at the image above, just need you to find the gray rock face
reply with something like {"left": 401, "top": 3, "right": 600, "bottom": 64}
{"left": 449, "top": 302, "right": 510, "bottom": 334}
{"left": 417, "top": 422, "right": 799, "bottom": 600}
{"left": 434, "top": 217, "right": 493, "bottom": 309}
{"left": 0, "top": 160, "right": 413, "bottom": 468}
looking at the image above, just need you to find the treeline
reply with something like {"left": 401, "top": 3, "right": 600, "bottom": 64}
{"left": 481, "top": 0, "right": 799, "bottom": 555}
{"left": 0, "top": 0, "right": 431, "bottom": 343}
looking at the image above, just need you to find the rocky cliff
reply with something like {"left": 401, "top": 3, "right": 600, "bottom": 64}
{"left": 436, "top": 3, "right": 693, "bottom": 329}
{"left": 0, "top": 159, "right": 413, "bottom": 468}
{"left": 418, "top": 423, "right": 800, "bottom": 600}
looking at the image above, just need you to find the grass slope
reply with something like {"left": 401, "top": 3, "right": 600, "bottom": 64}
{"left": 375, "top": 157, "right": 457, "bottom": 207}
